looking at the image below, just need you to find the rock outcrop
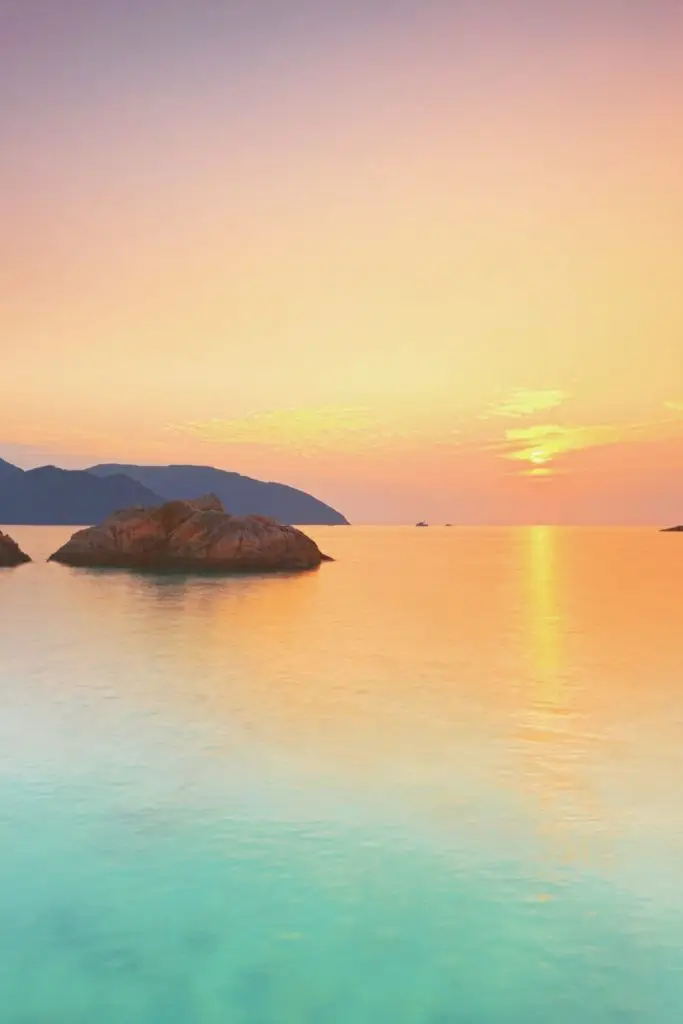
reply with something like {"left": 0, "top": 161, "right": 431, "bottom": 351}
{"left": 48, "top": 495, "right": 333, "bottom": 572}
{"left": 0, "top": 530, "right": 31, "bottom": 567}
{"left": 662, "top": 525, "right": 683, "bottom": 532}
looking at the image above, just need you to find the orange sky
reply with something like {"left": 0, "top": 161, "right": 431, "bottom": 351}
{"left": 2, "top": 1, "right": 683, "bottom": 522}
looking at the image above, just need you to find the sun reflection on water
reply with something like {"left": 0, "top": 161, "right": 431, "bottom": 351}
{"left": 518, "top": 526, "right": 611, "bottom": 875}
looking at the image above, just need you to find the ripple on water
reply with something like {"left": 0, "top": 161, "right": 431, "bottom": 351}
{"left": 1, "top": 526, "right": 683, "bottom": 1021}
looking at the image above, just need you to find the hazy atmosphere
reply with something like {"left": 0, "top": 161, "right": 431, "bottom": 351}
{"left": 3, "top": 0, "right": 683, "bottom": 522}
{"left": 3, "top": 6, "right": 683, "bottom": 1022}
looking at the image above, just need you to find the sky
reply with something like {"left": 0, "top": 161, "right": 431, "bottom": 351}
{"left": 2, "top": 0, "right": 683, "bottom": 523}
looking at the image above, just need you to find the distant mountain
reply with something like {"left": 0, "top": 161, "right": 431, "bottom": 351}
{"left": 0, "top": 467, "right": 166, "bottom": 525}
{"left": 0, "top": 457, "right": 22, "bottom": 483}
{"left": 88, "top": 464, "right": 349, "bottom": 525}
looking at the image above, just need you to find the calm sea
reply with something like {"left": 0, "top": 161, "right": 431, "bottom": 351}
{"left": 1, "top": 525, "right": 682, "bottom": 1022}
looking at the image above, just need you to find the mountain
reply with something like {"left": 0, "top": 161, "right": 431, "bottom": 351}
{"left": 0, "top": 457, "right": 22, "bottom": 483}
{"left": 88, "top": 464, "right": 349, "bottom": 524}
{"left": 0, "top": 467, "right": 167, "bottom": 525}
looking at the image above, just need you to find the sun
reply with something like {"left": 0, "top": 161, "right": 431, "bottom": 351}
{"left": 529, "top": 448, "right": 549, "bottom": 465}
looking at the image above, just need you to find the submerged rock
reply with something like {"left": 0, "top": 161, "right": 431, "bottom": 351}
{"left": 48, "top": 494, "right": 333, "bottom": 572}
{"left": 0, "top": 530, "right": 31, "bottom": 567}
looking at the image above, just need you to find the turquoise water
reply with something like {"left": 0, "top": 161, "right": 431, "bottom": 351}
{"left": 1, "top": 525, "right": 683, "bottom": 1022}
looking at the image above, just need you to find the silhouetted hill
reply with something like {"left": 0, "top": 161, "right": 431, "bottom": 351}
{"left": 88, "top": 464, "right": 349, "bottom": 525}
{"left": 0, "top": 457, "right": 22, "bottom": 483}
{"left": 0, "top": 467, "right": 167, "bottom": 525}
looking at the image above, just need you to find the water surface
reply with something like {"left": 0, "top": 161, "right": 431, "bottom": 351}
{"left": 1, "top": 526, "right": 682, "bottom": 1022}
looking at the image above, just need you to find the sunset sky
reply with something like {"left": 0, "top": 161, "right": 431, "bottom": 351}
{"left": 2, "top": 0, "right": 683, "bottom": 523}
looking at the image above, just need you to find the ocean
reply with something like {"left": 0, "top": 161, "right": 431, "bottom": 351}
{"left": 1, "top": 525, "right": 682, "bottom": 1022}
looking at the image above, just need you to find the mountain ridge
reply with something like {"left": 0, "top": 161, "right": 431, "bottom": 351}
{"left": 0, "top": 457, "right": 23, "bottom": 483}
{"left": 88, "top": 463, "right": 348, "bottom": 525}
{"left": 0, "top": 459, "right": 348, "bottom": 525}
{"left": 0, "top": 466, "right": 167, "bottom": 525}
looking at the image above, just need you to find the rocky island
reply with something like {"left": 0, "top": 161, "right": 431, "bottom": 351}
{"left": 661, "top": 525, "right": 683, "bottom": 532}
{"left": 0, "top": 530, "right": 31, "bottom": 567}
{"left": 48, "top": 495, "right": 333, "bottom": 572}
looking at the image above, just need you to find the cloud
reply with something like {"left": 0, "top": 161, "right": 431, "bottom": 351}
{"left": 665, "top": 400, "right": 683, "bottom": 413}
{"left": 167, "top": 405, "right": 462, "bottom": 454}
{"left": 486, "top": 389, "right": 566, "bottom": 419}
{"left": 494, "top": 422, "right": 622, "bottom": 471}
{"left": 493, "top": 410, "right": 683, "bottom": 475}
{"left": 168, "top": 407, "right": 374, "bottom": 451}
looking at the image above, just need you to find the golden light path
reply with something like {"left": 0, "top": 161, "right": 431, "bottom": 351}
{"left": 519, "top": 526, "right": 610, "bottom": 877}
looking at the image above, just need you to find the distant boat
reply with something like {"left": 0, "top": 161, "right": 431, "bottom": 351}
{"left": 445, "top": 523, "right": 452, "bottom": 527}
{"left": 416, "top": 521, "right": 428, "bottom": 527}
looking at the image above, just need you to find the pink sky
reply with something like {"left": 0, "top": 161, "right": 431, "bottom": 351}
{"left": 2, "top": 1, "right": 683, "bottom": 522}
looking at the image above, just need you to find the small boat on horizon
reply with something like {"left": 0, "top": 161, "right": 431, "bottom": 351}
{"left": 416, "top": 521, "right": 428, "bottom": 527}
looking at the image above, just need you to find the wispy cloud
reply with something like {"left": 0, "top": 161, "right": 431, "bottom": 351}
{"left": 664, "top": 400, "right": 683, "bottom": 413}
{"left": 167, "top": 405, "right": 462, "bottom": 454}
{"left": 485, "top": 389, "right": 567, "bottom": 419}
{"left": 494, "top": 422, "right": 622, "bottom": 473}
{"left": 168, "top": 407, "right": 375, "bottom": 451}
{"left": 493, "top": 412, "right": 683, "bottom": 475}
